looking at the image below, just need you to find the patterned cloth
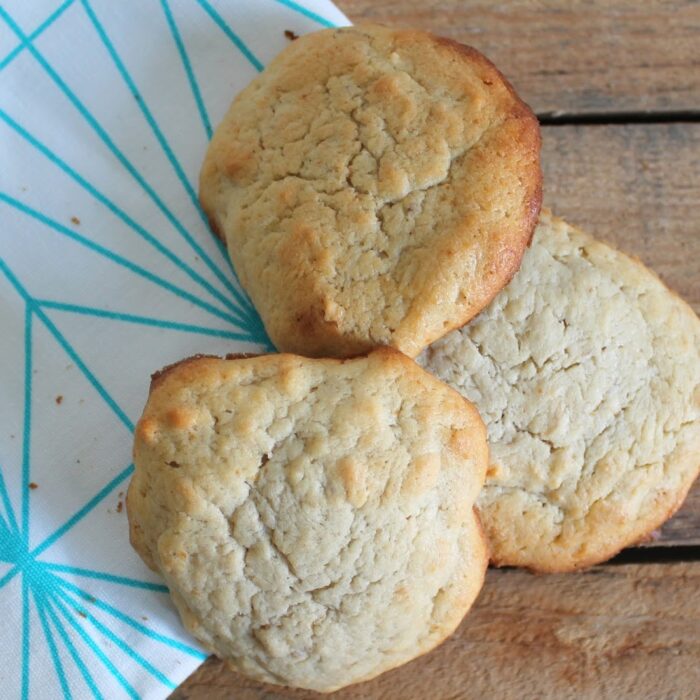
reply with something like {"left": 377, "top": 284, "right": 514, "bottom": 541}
{"left": 0, "top": 1, "right": 348, "bottom": 697}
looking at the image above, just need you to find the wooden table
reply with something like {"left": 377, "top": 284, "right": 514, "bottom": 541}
{"left": 173, "top": 2, "right": 700, "bottom": 697}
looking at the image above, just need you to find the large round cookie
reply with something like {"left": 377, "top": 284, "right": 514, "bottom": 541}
{"left": 421, "top": 210, "right": 700, "bottom": 572}
{"left": 127, "top": 348, "right": 488, "bottom": 692}
{"left": 200, "top": 24, "right": 541, "bottom": 358}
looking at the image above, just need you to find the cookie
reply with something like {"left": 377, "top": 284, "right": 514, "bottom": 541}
{"left": 127, "top": 348, "right": 488, "bottom": 692}
{"left": 421, "top": 210, "right": 700, "bottom": 572}
{"left": 200, "top": 24, "right": 541, "bottom": 358}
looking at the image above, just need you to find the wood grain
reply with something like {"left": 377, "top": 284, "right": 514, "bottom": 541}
{"left": 171, "top": 562, "right": 700, "bottom": 700}
{"left": 335, "top": 0, "right": 700, "bottom": 116}
{"left": 651, "top": 487, "right": 700, "bottom": 547}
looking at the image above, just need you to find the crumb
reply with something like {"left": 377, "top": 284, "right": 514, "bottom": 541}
{"left": 118, "top": 491, "right": 124, "bottom": 497}
{"left": 142, "top": 616, "right": 148, "bottom": 621}
{"left": 55, "top": 395, "right": 63, "bottom": 405}
{"left": 66, "top": 364, "right": 74, "bottom": 370}
{"left": 284, "top": 29, "right": 299, "bottom": 41}
{"left": 10, "top": 435, "right": 14, "bottom": 439}
{"left": 87, "top": 595, "right": 96, "bottom": 603}
{"left": 79, "top": 399, "right": 85, "bottom": 404}
{"left": 29, "top": 482, "right": 38, "bottom": 490}
{"left": 70, "top": 216, "right": 80, "bottom": 225}
{"left": 78, "top": 610, "right": 87, "bottom": 618}
{"left": 76, "top": 459, "right": 81, "bottom": 464}
{"left": 116, "top": 501, "right": 123, "bottom": 513}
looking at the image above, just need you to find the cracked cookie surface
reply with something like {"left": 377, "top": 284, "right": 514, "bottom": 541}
{"left": 421, "top": 210, "right": 700, "bottom": 572}
{"left": 127, "top": 348, "right": 488, "bottom": 692}
{"left": 200, "top": 24, "right": 541, "bottom": 358}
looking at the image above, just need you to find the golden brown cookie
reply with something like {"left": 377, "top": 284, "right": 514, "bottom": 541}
{"left": 421, "top": 210, "right": 700, "bottom": 572}
{"left": 200, "top": 24, "right": 541, "bottom": 358}
{"left": 127, "top": 348, "right": 488, "bottom": 691}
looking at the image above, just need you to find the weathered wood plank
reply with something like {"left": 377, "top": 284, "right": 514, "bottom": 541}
{"left": 654, "top": 490, "right": 700, "bottom": 547}
{"left": 335, "top": 0, "right": 700, "bottom": 116}
{"left": 171, "top": 562, "right": 700, "bottom": 700}
{"left": 650, "top": 488, "right": 700, "bottom": 547}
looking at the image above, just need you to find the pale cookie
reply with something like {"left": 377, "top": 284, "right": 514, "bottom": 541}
{"left": 200, "top": 24, "right": 541, "bottom": 358}
{"left": 421, "top": 210, "right": 700, "bottom": 572}
{"left": 127, "top": 348, "right": 488, "bottom": 692}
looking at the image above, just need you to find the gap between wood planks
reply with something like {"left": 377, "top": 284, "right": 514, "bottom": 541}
{"left": 539, "top": 110, "right": 700, "bottom": 126}
{"left": 609, "top": 545, "right": 700, "bottom": 564}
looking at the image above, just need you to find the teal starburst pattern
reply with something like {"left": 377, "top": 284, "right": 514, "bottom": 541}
{"left": 0, "top": 0, "right": 345, "bottom": 697}
{"left": 0, "top": 258, "right": 208, "bottom": 697}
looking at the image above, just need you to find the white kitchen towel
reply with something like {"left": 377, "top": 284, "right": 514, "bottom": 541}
{"left": 0, "top": 1, "right": 349, "bottom": 697}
